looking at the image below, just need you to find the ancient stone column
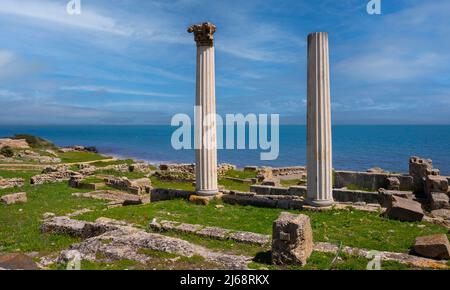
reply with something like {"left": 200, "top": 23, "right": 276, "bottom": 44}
{"left": 188, "top": 22, "right": 219, "bottom": 196}
{"left": 306, "top": 32, "right": 334, "bottom": 207}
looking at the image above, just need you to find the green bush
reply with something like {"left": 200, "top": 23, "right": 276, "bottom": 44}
{"left": 0, "top": 146, "right": 14, "bottom": 157}
{"left": 12, "top": 134, "right": 55, "bottom": 149}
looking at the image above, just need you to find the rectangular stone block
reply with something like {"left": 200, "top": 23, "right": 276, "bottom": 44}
{"left": 385, "top": 196, "right": 424, "bottom": 222}
{"left": 0, "top": 192, "right": 27, "bottom": 205}
{"left": 272, "top": 212, "right": 313, "bottom": 266}
{"left": 288, "top": 186, "right": 307, "bottom": 197}
{"left": 250, "top": 185, "right": 272, "bottom": 195}
{"left": 429, "top": 192, "right": 450, "bottom": 210}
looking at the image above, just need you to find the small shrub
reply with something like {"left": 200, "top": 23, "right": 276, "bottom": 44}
{"left": 0, "top": 146, "right": 14, "bottom": 157}
{"left": 12, "top": 134, "right": 55, "bottom": 149}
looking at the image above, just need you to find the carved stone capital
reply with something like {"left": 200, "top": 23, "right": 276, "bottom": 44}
{"left": 187, "top": 22, "right": 217, "bottom": 47}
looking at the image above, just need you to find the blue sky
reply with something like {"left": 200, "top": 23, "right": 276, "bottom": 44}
{"left": 0, "top": 0, "right": 449, "bottom": 125}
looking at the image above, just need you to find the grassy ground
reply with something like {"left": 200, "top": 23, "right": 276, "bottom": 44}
{"left": 224, "top": 169, "right": 257, "bottom": 179}
{"left": 77, "top": 198, "right": 449, "bottom": 254}
{"left": 0, "top": 170, "right": 105, "bottom": 254}
{"left": 57, "top": 151, "right": 110, "bottom": 163}
{"left": 2, "top": 165, "right": 450, "bottom": 270}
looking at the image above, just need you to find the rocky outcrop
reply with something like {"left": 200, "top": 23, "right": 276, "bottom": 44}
{"left": 272, "top": 212, "right": 313, "bottom": 266}
{"left": 0, "top": 138, "right": 29, "bottom": 149}
{"left": 0, "top": 192, "right": 27, "bottom": 205}
{"left": 385, "top": 195, "right": 424, "bottom": 222}
{"left": 413, "top": 234, "right": 450, "bottom": 260}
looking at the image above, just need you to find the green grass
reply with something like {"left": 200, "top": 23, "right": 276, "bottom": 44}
{"left": 95, "top": 169, "right": 148, "bottom": 179}
{"left": 150, "top": 176, "right": 194, "bottom": 191}
{"left": 90, "top": 159, "right": 134, "bottom": 167}
{"left": 280, "top": 179, "right": 305, "bottom": 187}
{"left": 250, "top": 251, "right": 417, "bottom": 270}
{"left": 224, "top": 169, "right": 257, "bottom": 179}
{"left": 0, "top": 172, "right": 106, "bottom": 253}
{"left": 219, "top": 178, "right": 251, "bottom": 192}
{"left": 77, "top": 198, "right": 449, "bottom": 254}
{"left": 57, "top": 151, "right": 109, "bottom": 163}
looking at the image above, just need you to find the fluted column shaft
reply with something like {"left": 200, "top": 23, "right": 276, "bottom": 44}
{"left": 188, "top": 22, "right": 218, "bottom": 196}
{"left": 306, "top": 32, "right": 334, "bottom": 207}
{"left": 195, "top": 45, "right": 218, "bottom": 195}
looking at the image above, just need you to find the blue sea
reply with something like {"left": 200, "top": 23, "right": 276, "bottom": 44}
{"left": 0, "top": 125, "right": 449, "bottom": 175}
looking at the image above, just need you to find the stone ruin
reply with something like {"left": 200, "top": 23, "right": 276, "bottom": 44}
{"left": 105, "top": 177, "right": 152, "bottom": 195}
{"left": 0, "top": 177, "right": 25, "bottom": 189}
{"left": 31, "top": 166, "right": 80, "bottom": 185}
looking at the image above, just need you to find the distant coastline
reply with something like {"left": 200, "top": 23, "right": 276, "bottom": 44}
{"left": 1, "top": 125, "right": 450, "bottom": 175}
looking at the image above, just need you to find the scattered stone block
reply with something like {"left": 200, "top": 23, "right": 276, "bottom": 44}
{"left": 0, "top": 192, "right": 27, "bottom": 205}
{"left": 244, "top": 166, "right": 258, "bottom": 172}
{"left": 367, "top": 167, "right": 385, "bottom": 173}
{"left": 189, "top": 195, "right": 210, "bottom": 205}
{"left": 385, "top": 195, "right": 424, "bottom": 222}
{"left": 197, "top": 226, "right": 230, "bottom": 240}
{"left": 40, "top": 216, "right": 105, "bottom": 239}
{"left": 409, "top": 156, "right": 433, "bottom": 196}
{"left": 0, "top": 178, "right": 25, "bottom": 189}
{"left": 425, "top": 175, "right": 449, "bottom": 195}
{"left": 0, "top": 253, "right": 38, "bottom": 270}
{"left": 261, "top": 178, "right": 281, "bottom": 187}
{"left": 386, "top": 177, "right": 400, "bottom": 190}
{"left": 429, "top": 192, "right": 450, "bottom": 210}
{"left": 430, "top": 209, "right": 450, "bottom": 220}
{"left": 272, "top": 212, "right": 313, "bottom": 266}
{"left": 413, "top": 234, "right": 450, "bottom": 260}
{"left": 378, "top": 188, "right": 413, "bottom": 207}
{"left": 230, "top": 231, "right": 270, "bottom": 246}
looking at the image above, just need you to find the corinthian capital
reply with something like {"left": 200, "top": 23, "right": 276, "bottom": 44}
{"left": 187, "top": 22, "right": 217, "bottom": 47}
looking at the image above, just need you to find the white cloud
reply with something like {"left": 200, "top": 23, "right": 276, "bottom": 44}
{"left": 60, "top": 85, "right": 181, "bottom": 98}
{"left": 0, "top": 0, "right": 130, "bottom": 35}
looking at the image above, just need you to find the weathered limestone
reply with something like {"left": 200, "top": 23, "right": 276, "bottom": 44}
{"left": 0, "top": 192, "right": 27, "bottom": 205}
{"left": 0, "top": 253, "right": 38, "bottom": 270}
{"left": 413, "top": 234, "right": 450, "bottom": 260}
{"left": 385, "top": 195, "right": 424, "bottom": 222}
{"left": 0, "top": 177, "right": 25, "bottom": 189}
{"left": 272, "top": 212, "right": 313, "bottom": 266}
{"left": 31, "top": 170, "right": 75, "bottom": 185}
{"left": 334, "top": 170, "right": 413, "bottom": 191}
{"left": 188, "top": 22, "right": 218, "bottom": 196}
{"left": 409, "top": 156, "right": 433, "bottom": 196}
{"left": 73, "top": 190, "right": 150, "bottom": 206}
{"left": 105, "top": 177, "right": 151, "bottom": 195}
{"left": 0, "top": 138, "right": 29, "bottom": 149}
{"left": 306, "top": 32, "right": 333, "bottom": 207}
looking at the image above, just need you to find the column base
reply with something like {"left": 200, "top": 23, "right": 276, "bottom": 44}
{"left": 196, "top": 189, "right": 219, "bottom": 197}
{"left": 305, "top": 198, "right": 334, "bottom": 208}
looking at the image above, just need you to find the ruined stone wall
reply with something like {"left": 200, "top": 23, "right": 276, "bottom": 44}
{"left": 334, "top": 171, "right": 413, "bottom": 191}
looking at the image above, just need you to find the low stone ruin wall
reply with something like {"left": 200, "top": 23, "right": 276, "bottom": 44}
{"left": 149, "top": 188, "right": 194, "bottom": 202}
{"left": 334, "top": 170, "right": 413, "bottom": 191}
{"left": 222, "top": 191, "right": 304, "bottom": 210}
{"left": 271, "top": 166, "right": 306, "bottom": 176}
{"left": 105, "top": 177, "right": 151, "bottom": 195}
{"left": 250, "top": 185, "right": 380, "bottom": 204}
{"left": 0, "top": 177, "right": 25, "bottom": 189}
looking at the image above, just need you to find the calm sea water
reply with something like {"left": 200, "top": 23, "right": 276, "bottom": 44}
{"left": 0, "top": 125, "right": 449, "bottom": 175}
